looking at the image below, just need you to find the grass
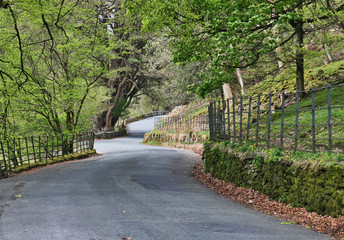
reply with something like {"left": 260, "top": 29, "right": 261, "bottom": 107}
{"left": 212, "top": 60, "right": 344, "bottom": 163}
{"left": 220, "top": 140, "right": 344, "bottom": 168}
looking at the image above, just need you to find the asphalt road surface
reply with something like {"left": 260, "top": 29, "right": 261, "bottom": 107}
{"left": 0, "top": 117, "right": 329, "bottom": 240}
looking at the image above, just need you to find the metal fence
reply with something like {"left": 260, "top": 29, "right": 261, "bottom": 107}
{"left": 0, "top": 132, "right": 94, "bottom": 177}
{"left": 209, "top": 84, "right": 344, "bottom": 152}
{"left": 154, "top": 113, "right": 209, "bottom": 132}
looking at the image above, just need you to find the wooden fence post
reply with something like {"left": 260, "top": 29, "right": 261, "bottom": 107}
{"left": 208, "top": 103, "right": 214, "bottom": 140}
{"left": 255, "top": 94, "right": 261, "bottom": 147}
{"left": 25, "top": 137, "right": 30, "bottom": 164}
{"left": 38, "top": 136, "right": 42, "bottom": 162}
{"left": 0, "top": 141, "right": 8, "bottom": 176}
{"left": 311, "top": 88, "right": 316, "bottom": 152}
{"left": 239, "top": 96, "right": 243, "bottom": 142}
{"left": 18, "top": 138, "right": 23, "bottom": 165}
{"left": 12, "top": 139, "right": 18, "bottom": 166}
{"left": 227, "top": 99, "right": 231, "bottom": 141}
{"left": 294, "top": 90, "right": 300, "bottom": 151}
{"left": 267, "top": 92, "right": 272, "bottom": 148}
{"left": 246, "top": 97, "right": 252, "bottom": 141}
{"left": 232, "top": 97, "right": 236, "bottom": 142}
{"left": 327, "top": 85, "right": 332, "bottom": 152}
{"left": 280, "top": 91, "right": 286, "bottom": 149}
{"left": 45, "top": 136, "right": 49, "bottom": 160}
{"left": 31, "top": 136, "right": 36, "bottom": 163}
{"left": 6, "top": 140, "right": 12, "bottom": 171}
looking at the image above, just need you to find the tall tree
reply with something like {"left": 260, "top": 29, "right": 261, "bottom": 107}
{"left": 0, "top": 0, "right": 112, "bottom": 143}
{"left": 125, "top": 0, "right": 344, "bottom": 96}
{"left": 93, "top": 1, "right": 160, "bottom": 132}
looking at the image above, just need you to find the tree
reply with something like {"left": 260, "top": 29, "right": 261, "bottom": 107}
{"left": 0, "top": 0, "right": 112, "bottom": 148}
{"left": 125, "top": 0, "right": 344, "bottom": 96}
{"left": 92, "top": 0, "right": 162, "bottom": 132}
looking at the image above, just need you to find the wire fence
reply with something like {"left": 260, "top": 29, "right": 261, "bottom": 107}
{"left": 209, "top": 84, "right": 344, "bottom": 152}
{"left": 154, "top": 113, "right": 209, "bottom": 132}
{"left": 0, "top": 132, "right": 94, "bottom": 177}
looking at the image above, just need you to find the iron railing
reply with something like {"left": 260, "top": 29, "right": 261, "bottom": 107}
{"left": 0, "top": 132, "right": 94, "bottom": 177}
{"left": 209, "top": 84, "right": 344, "bottom": 152}
{"left": 154, "top": 113, "right": 209, "bottom": 132}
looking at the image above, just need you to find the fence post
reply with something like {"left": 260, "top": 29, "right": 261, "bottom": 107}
{"left": 267, "top": 92, "right": 272, "bottom": 148}
{"left": 217, "top": 100, "right": 222, "bottom": 139}
{"left": 311, "top": 88, "right": 316, "bottom": 152}
{"left": 213, "top": 102, "right": 217, "bottom": 139}
{"left": 6, "top": 141, "right": 12, "bottom": 171}
{"left": 82, "top": 133, "right": 86, "bottom": 152}
{"left": 18, "top": 138, "right": 23, "bottom": 165}
{"left": 90, "top": 132, "right": 95, "bottom": 150}
{"left": 38, "top": 136, "right": 42, "bottom": 162}
{"left": 246, "top": 97, "right": 252, "bottom": 141}
{"left": 52, "top": 135, "right": 55, "bottom": 159}
{"left": 45, "top": 136, "right": 49, "bottom": 160}
{"left": 280, "top": 91, "right": 286, "bottom": 149}
{"left": 294, "top": 90, "right": 300, "bottom": 151}
{"left": 232, "top": 97, "right": 236, "bottom": 142}
{"left": 222, "top": 99, "right": 226, "bottom": 137}
{"left": 31, "top": 136, "right": 36, "bottom": 163}
{"left": 255, "top": 94, "right": 261, "bottom": 147}
{"left": 227, "top": 99, "right": 231, "bottom": 141}
{"left": 25, "top": 137, "right": 30, "bottom": 164}
{"left": 12, "top": 138, "right": 18, "bottom": 166}
{"left": 239, "top": 97, "right": 243, "bottom": 142}
{"left": 208, "top": 103, "right": 214, "bottom": 140}
{"left": 78, "top": 133, "right": 81, "bottom": 152}
{"left": 0, "top": 141, "right": 8, "bottom": 176}
{"left": 327, "top": 85, "right": 332, "bottom": 152}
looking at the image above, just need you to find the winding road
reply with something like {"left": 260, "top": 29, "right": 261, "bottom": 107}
{"left": 0, "top": 117, "right": 329, "bottom": 240}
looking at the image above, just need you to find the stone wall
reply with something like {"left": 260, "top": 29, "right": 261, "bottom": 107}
{"left": 203, "top": 141, "right": 344, "bottom": 217}
{"left": 95, "top": 129, "right": 127, "bottom": 139}
{"left": 144, "top": 130, "right": 208, "bottom": 144}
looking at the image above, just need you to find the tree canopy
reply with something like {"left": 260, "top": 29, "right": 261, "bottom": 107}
{"left": 125, "top": 0, "right": 344, "bottom": 96}
{"left": 0, "top": 0, "right": 112, "bottom": 138}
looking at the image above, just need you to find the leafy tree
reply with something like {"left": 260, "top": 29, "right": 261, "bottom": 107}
{"left": 93, "top": 0, "right": 162, "bottom": 132}
{"left": 125, "top": 0, "right": 344, "bottom": 96}
{"left": 0, "top": 0, "right": 112, "bottom": 147}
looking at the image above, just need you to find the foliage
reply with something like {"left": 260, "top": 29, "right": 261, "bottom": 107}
{"left": 203, "top": 141, "right": 344, "bottom": 217}
{"left": 127, "top": 35, "right": 202, "bottom": 116}
{"left": 0, "top": 0, "right": 112, "bottom": 138}
{"left": 93, "top": 1, "right": 169, "bottom": 131}
{"left": 125, "top": 0, "right": 344, "bottom": 96}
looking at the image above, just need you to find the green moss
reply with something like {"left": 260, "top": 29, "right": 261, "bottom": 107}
{"left": 203, "top": 142, "right": 344, "bottom": 217}
{"left": 11, "top": 150, "right": 96, "bottom": 174}
{"left": 144, "top": 130, "right": 209, "bottom": 144}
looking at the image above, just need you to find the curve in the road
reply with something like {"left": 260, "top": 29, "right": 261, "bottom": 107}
{"left": 0, "top": 117, "right": 328, "bottom": 240}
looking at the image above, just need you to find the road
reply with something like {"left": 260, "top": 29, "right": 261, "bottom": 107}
{"left": 0, "top": 117, "right": 329, "bottom": 240}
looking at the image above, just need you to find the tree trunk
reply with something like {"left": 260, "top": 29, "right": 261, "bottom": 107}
{"left": 104, "top": 105, "right": 115, "bottom": 130}
{"left": 295, "top": 20, "right": 305, "bottom": 94}
{"left": 235, "top": 68, "right": 245, "bottom": 96}
{"left": 295, "top": 0, "right": 305, "bottom": 95}
{"left": 222, "top": 82, "right": 239, "bottom": 110}
{"left": 222, "top": 83, "right": 233, "bottom": 100}
{"left": 324, "top": 43, "right": 333, "bottom": 63}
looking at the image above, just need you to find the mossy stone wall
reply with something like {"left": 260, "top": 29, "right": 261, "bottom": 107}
{"left": 144, "top": 131, "right": 208, "bottom": 144}
{"left": 203, "top": 142, "right": 344, "bottom": 217}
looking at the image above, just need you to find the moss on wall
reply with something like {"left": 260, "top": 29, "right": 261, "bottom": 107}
{"left": 9, "top": 150, "right": 97, "bottom": 175}
{"left": 203, "top": 141, "right": 344, "bottom": 217}
{"left": 144, "top": 130, "right": 208, "bottom": 144}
